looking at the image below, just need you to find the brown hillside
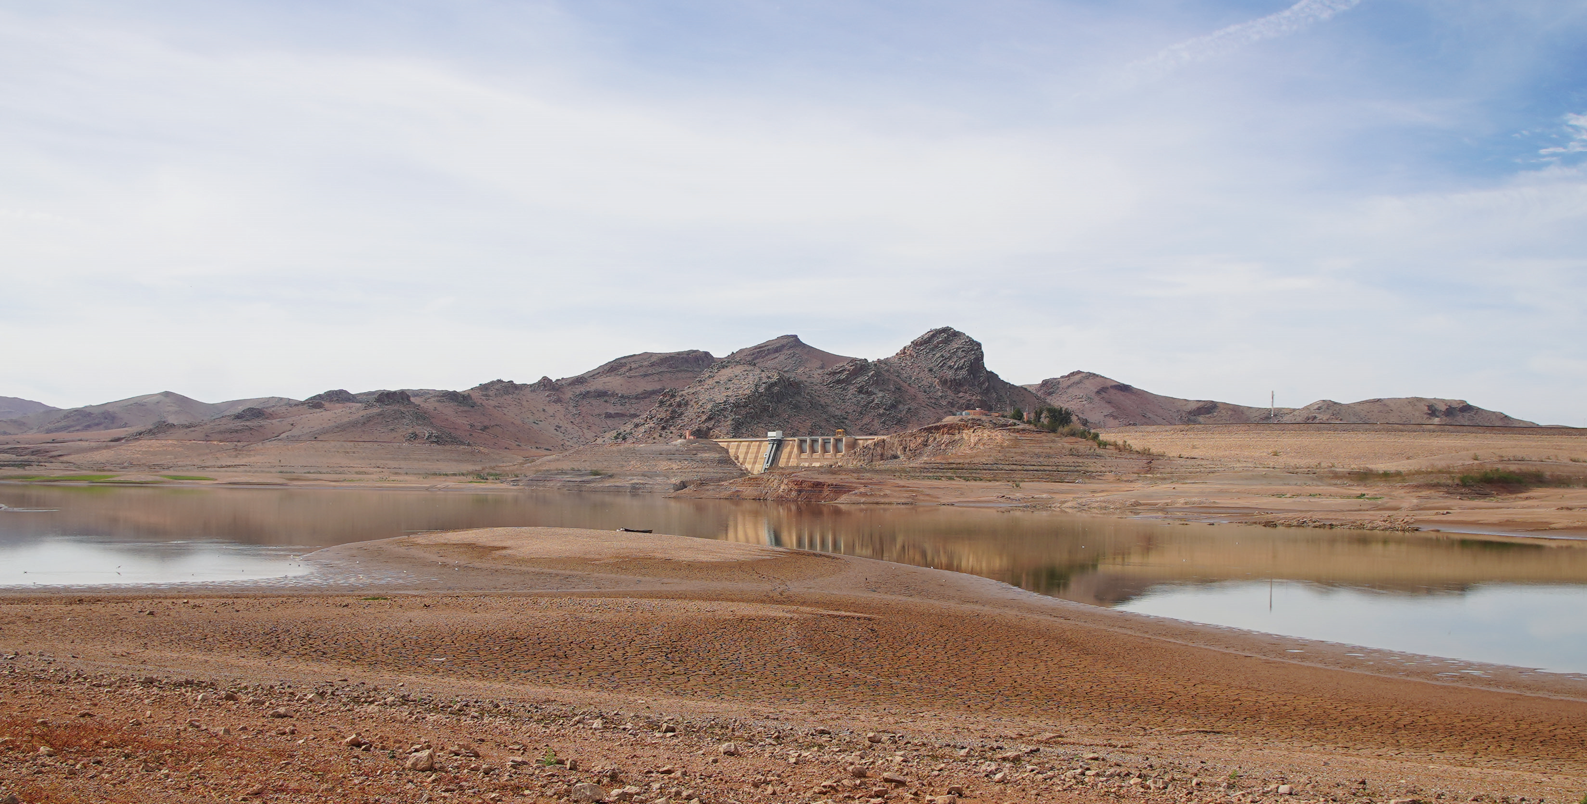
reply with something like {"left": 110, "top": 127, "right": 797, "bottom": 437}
{"left": 0, "top": 396, "right": 54, "bottom": 420}
{"left": 1030, "top": 371, "right": 1534, "bottom": 428}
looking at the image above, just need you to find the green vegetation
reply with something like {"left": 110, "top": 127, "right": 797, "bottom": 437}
{"left": 359, "top": 596, "right": 389, "bottom": 601}
{"left": 1031, "top": 405, "right": 1074, "bottom": 432}
{"left": 1458, "top": 469, "right": 1550, "bottom": 489}
{"left": 538, "top": 748, "right": 562, "bottom": 767}
{"left": 588, "top": 469, "right": 608, "bottom": 476}
{"left": 161, "top": 475, "right": 215, "bottom": 481}
{"left": 1006, "top": 406, "right": 1025, "bottom": 422}
{"left": 35, "top": 474, "right": 118, "bottom": 482}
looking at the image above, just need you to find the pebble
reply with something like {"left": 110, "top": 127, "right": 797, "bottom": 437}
{"left": 1278, "top": 784, "right": 1295, "bottom": 795}
{"left": 343, "top": 734, "right": 367, "bottom": 748}
{"left": 881, "top": 772, "right": 907, "bottom": 785}
{"left": 404, "top": 749, "right": 436, "bottom": 772}
{"left": 570, "top": 782, "right": 608, "bottom": 802}
{"left": 267, "top": 708, "right": 293, "bottom": 719}
{"left": 930, "top": 796, "right": 958, "bottom": 804}
{"left": 719, "top": 742, "right": 739, "bottom": 756}
{"left": 866, "top": 732, "right": 883, "bottom": 743}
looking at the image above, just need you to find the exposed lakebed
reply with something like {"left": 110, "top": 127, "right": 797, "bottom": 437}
{"left": 4, "top": 483, "right": 1585, "bottom": 672}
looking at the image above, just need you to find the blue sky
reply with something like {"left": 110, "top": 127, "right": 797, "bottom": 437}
{"left": 2, "top": 0, "right": 1585, "bottom": 424}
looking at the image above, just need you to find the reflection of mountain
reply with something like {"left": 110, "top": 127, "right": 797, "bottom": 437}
{"left": 713, "top": 507, "right": 1587, "bottom": 606}
{"left": 3, "top": 486, "right": 1586, "bottom": 607}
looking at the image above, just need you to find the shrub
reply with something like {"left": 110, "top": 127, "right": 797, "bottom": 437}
{"left": 1457, "top": 469, "right": 1548, "bottom": 489}
{"left": 1033, "top": 406, "right": 1074, "bottom": 432}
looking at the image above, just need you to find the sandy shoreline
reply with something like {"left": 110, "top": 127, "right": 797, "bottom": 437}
{"left": 3, "top": 527, "right": 1585, "bottom": 803}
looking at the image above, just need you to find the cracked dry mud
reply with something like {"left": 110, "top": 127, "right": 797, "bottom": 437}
{"left": 1, "top": 527, "right": 1584, "bottom": 804}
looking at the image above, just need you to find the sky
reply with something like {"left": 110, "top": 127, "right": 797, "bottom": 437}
{"left": 2, "top": 0, "right": 1585, "bottom": 424}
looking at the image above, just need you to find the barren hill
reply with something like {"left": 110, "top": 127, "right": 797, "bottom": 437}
{"left": 620, "top": 328, "right": 1046, "bottom": 440}
{"left": 1029, "top": 371, "right": 1534, "bottom": 428}
{"left": 0, "top": 396, "right": 54, "bottom": 419}
{"left": 0, "top": 391, "right": 296, "bottom": 435}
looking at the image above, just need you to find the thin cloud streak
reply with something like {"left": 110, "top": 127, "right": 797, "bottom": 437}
{"left": 1124, "top": 0, "right": 1364, "bottom": 85}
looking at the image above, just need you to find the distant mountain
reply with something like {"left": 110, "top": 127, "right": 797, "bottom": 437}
{"left": 5, "top": 339, "right": 1538, "bottom": 458}
{"left": 0, "top": 396, "right": 55, "bottom": 419}
{"left": 1027, "top": 371, "right": 1536, "bottom": 428}
{"left": 0, "top": 391, "right": 297, "bottom": 435}
{"left": 620, "top": 328, "right": 1046, "bottom": 440}
{"left": 98, "top": 350, "right": 721, "bottom": 454}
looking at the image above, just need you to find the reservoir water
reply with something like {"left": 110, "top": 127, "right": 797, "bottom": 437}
{"left": 3, "top": 483, "right": 1585, "bottom": 673}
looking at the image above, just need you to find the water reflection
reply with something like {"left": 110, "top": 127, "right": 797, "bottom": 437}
{"left": 3, "top": 484, "right": 1587, "bottom": 670}
{"left": 0, "top": 536, "right": 310, "bottom": 586}
{"left": 1119, "top": 582, "right": 1587, "bottom": 674}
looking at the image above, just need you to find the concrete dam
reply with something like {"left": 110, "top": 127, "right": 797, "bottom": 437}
{"left": 712, "top": 431, "right": 884, "bottom": 475}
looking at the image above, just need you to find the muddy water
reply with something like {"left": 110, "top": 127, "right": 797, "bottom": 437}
{"left": 3, "top": 484, "right": 1586, "bottom": 671}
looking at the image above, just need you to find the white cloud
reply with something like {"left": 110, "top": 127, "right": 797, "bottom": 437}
{"left": 1540, "top": 112, "right": 1587, "bottom": 155}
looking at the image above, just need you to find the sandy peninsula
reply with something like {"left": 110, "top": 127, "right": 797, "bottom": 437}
{"left": 2, "top": 527, "right": 1585, "bottom": 804}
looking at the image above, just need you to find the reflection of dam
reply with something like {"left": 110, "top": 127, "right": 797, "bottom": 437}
{"left": 712, "top": 432, "right": 884, "bottom": 474}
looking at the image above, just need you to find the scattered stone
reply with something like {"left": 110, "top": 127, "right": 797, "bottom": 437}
{"left": 343, "top": 734, "right": 367, "bottom": 748}
{"left": 866, "top": 732, "right": 883, "bottom": 744}
{"left": 931, "top": 796, "right": 958, "bottom": 804}
{"left": 1278, "top": 784, "right": 1295, "bottom": 795}
{"left": 570, "top": 782, "right": 608, "bottom": 803}
{"left": 849, "top": 766, "right": 869, "bottom": 778}
{"left": 881, "top": 772, "right": 907, "bottom": 785}
{"left": 946, "top": 785, "right": 965, "bottom": 796}
{"left": 267, "top": 708, "right": 293, "bottom": 719}
{"left": 222, "top": 691, "right": 241, "bottom": 702}
{"left": 37, "top": 745, "right": 55, "bottom": 757}
{"left": 405, "top": 749, "right": 437, "bottom": 772}
{"left": 719, "top": 742, "right": 739, "bottom": 756}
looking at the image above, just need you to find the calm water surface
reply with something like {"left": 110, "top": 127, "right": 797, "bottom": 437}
{"left": 3, "top": 484, "right": 1585, "bottom": 672}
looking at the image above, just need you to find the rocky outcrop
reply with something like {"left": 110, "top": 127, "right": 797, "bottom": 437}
{"left": 619, "top": 329, "right": 1045, "bottom": 440}
{"left": 305, "top": 389, "right": 357, "bottom": 404}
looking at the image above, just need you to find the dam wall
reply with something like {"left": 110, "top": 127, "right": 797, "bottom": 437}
{"left": 713, "top": 433, "right": 884, "bottom": 475}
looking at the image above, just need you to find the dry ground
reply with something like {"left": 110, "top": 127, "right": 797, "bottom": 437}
{"left": 2, "top": 528, "right": 1585, "bottom": 804}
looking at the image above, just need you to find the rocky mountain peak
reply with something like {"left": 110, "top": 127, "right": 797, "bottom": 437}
{"left": 726, "top": 335, "right": 848, "bottom": 374}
